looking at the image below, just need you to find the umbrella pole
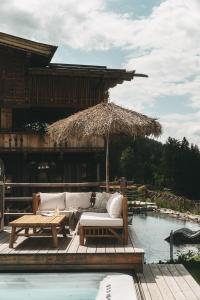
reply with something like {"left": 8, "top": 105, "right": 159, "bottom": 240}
{"left": 106, "top": 133, "right": 109, "bottom": 192}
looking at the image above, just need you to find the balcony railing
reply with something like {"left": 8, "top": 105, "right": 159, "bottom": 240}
{"left": 0, "top": 132, "right": 104, "bottom": 151}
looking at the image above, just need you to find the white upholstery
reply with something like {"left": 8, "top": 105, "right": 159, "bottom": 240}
{"left": 94, "top": 192, "right": 111, "bottom": 209}
{"left": 96, "top": 275, "right": 137, "bottom": 300}
{"left": 65, "top": 192, "right": 92, "bottom": 209}
{"left": 39, "top": 193, "right": 65, "bottom": 210}
{"left": 79, "top": 212, "right": 123, "bottom": 226}
{"left": 106, "top": 192, "right": 123, "bottom": 218}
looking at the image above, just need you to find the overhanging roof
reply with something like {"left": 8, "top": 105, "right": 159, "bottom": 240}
{"left": 29, "top": 63, "right": 136, "bottom": 82}
{"left": 0, "top": 32, "right": 57, "bottom": 64}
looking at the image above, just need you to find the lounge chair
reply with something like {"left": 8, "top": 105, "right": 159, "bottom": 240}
{"left": 79, "top": 194, "right": 128, "bottom": 245}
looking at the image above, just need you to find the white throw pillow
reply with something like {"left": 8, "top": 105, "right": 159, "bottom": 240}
{"left": 39, "top": 193, "right": 65, "bottom": 210}
{"left": 106, "top": 192, "right": 123, "bottom": 218}
{"left": 94, "top": 192, "right": 111, "bottom": 209}
{"left": 65, "top": 192, "right": 92, "bottom": 209}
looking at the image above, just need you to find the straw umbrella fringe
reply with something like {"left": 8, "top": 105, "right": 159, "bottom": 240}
{"left": 48, "top": 102, "right": 162, "bottom": 191}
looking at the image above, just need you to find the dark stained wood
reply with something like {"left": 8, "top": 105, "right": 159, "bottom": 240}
{"left": 0, "top": 108, "right": 12, "bottom": 130}
{"left": 0, "top": 32, "right": 57, "bottom": 58}
{"left": 0, "top": 133, "right": 104, "bottom": 151}
{"left": 0, "top": 183, "right": 4, "bottom": 232}
{"left": 0, "top": 32, "right": 134, "bottom": 109}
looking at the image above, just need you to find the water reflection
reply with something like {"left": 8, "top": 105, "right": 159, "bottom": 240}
{"left": 131, "top": 212, "right": 200, "bottom": 263}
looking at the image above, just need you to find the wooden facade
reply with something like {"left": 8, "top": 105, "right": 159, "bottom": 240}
{"left": 0, "top": 32, "right": 135, "bottom": 183}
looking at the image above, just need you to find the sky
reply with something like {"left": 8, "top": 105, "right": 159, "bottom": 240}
{"left": 0, "top": 0, "right": 200, "bottom": 145}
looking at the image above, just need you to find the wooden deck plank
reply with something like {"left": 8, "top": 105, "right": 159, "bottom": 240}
{"left": 7, "top": 236, "right": 28, "bottom": 254}
{"left": 96, "top": 238, "right": 106, "bottom": 253}
{"left": 167, "top": 264, "right": 199, "bottom": 300}
{"left": 143, "top": 264, "right": 164, "bottom": 300}
{"left": 158, "top": 264, "right": 186, "bottom": 300}
{"left": 77, "top": 241, "right": 87, "bottom": 253}
{"left": 0, "top": 228, "right": 144, "bottom": 272}
{"left": 0, "top": 235, "right": 10, "bottom": 253}
{"left": 129, "top": 227, "right": 144, "bottom": 253}
{"left": 137, "top": 272, "right": 152, "bottom": 300}
{"left": 124, "top": 233, "right": 135, "bottom": 253}
{"left": 57, "top": 236, "right": 73, "bottom": 254}
{"left": 149, "top": 264, "right": 176, "bottom": 300}
{"left": 174, "top": 264, "right": 200, "bottom": 300}
{"left": 105, "top": 239, "right": 116, "bottom": 253}
{"left": 140, "top": 264, "right": 200, "bottom": 300}
{"left": 67, "top": 235, "right": 80, "bottom": 253}
{"left": 85, "top": 239, "right": 97, "bottom": 254}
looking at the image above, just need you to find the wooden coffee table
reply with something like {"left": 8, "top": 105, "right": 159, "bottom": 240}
{"left": 9, "top": 215, "right": 67, "bottom": 248}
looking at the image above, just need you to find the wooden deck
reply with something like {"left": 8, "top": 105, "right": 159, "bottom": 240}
{"left": 0, "top": 226, "right": 144, "bottom": 272}
{"left": 139, "top": 264, "right": 200, "bottom": 300}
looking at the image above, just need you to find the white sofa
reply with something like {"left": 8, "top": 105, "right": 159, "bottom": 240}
{"left": 79, "top": 192, "right": 128, "bottom": 245}
{"left": 32, "top": 191, "right": 128, "bottom": 245}
{"left": 33, "top": 191, "right": 114, "bottom": 215}
{"left": 33, "top": 192, "right": 93, "bottom": 216}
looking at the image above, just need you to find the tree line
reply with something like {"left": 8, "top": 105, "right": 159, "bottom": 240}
{"left": 109, "top": 136, "right": 200, "bottom": 200}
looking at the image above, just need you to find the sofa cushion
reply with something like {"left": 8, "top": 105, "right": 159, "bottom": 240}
{"left": 94, "top": 192, "right": 111, "bottom": 209}
{"left": 80, "top": 212, "right": 123, "bottom": 226}
{"left": 65, "top": 192, "right": 92, "bottom": 209}
{"left": 106, "top": 192, "right": 123, "bottom": 218}
{"left": 39, "top": 193, "right": 65, "bottom": 210}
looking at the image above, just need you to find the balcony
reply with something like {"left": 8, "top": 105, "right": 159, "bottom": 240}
{"left": 0, "top": 132, "right": 104, "bottom": 152}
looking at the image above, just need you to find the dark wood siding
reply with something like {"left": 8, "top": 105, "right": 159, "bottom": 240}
{"left": 28, "top": 75, "right": 104, "bottom": 107}
{"left": 0, "top": 47, "right": 26, "bottom": 103}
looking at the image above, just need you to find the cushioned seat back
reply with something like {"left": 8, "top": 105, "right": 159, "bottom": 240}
{"left": 65, "top": 192, "right": 92, "bottom": 209}
{"left": 106, "top": 192, "right": 123, "bottom": 218}
{"left": 94, "top": 192, "right": 111, "bottom": 209}
{"left": 39, "top": 193, "right": 65, "bottom": 210}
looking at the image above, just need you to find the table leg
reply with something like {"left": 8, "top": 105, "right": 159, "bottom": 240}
{"left": 51, "top": 225, "right": 58, "bottom": 248}
{"left": 9, "top": 226, "right": 16, "bottom": 248}
{"left": 61, "top": 222, "right": 66, "bottom": 237}
{"left": 25, "top": 227, "right": 29, "bottom": 236}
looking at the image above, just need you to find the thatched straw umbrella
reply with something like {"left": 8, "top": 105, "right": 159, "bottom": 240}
{"left": 48, "top": 102, "right": 162, "bottom": 191}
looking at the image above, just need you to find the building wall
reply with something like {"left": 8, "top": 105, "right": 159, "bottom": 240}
{"left": 0, "top": 47, "right": 26, "bottom": 104}
{"left": 0, "top": 44, "right": 107, "bottom": 183}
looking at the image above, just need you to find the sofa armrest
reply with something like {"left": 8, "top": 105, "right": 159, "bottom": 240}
{"left": 122, "top": 197, "right": 128, "bottom": 244}
{"left": 32, "top": 193, "right": 41, "bottom": 214}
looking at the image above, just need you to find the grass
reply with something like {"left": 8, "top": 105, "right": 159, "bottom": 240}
{"left": 173, "top": 252, "right": 200, "bottom": 284}
{"left": 186, "top": 264, "right": 200, "bottom": 284}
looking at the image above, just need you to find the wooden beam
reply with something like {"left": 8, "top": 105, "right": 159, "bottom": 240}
{"left": 0, "top": 183, "right": 5, "bottom": 232}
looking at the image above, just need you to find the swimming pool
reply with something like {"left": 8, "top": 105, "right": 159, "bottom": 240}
{"left": 132, "top": 212, "right": 200, "bottom": 262}
{"left": 0, "top": 272, "right": 129, "bottom": 300}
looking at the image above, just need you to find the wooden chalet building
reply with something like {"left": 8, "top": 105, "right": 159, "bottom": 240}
{"left": 0, "top": 32, "right": 135, "bottom": 184}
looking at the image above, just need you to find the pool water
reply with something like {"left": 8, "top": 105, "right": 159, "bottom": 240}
{"left": 0, "top": 272, "right": 127, "bottom": 300}
{"left": 132, "top": 212, "right": 200, "bottom": 263}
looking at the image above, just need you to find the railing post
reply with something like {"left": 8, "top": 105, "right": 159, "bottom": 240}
{"left": 0, "top": 182, "right": 5, "bottom": 232}
{"left": 170, "top": 230, "right": 174, "bottom": 262}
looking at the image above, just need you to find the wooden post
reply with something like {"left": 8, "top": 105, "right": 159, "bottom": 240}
{"left": 105, "top": 133, "right": 109, "bottom": 192}
{"left": 170, "top": 230, "right": 174, "bottom": 262}
{"left": 0, "top": 182, "right": 5, "bottom": 232}
{"left": 96, "top": 162, "right": 100, "bottom": 182}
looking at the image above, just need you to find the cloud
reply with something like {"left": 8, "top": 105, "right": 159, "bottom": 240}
{"left": 111, "top": 0, "right": 200, "bottom": 111}
{"left": 160, "top": 111, "right": 200, "bottom": 146}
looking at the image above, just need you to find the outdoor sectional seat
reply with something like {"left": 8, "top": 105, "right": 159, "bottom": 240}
{"left": 32, "top": 192, "right": 93, "bottom": 216}
{"left": 32, "top": 191, "right": 128, "bottom": 245}
{"left": 79, "top": 193, "right": 128, "bottom": 246}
